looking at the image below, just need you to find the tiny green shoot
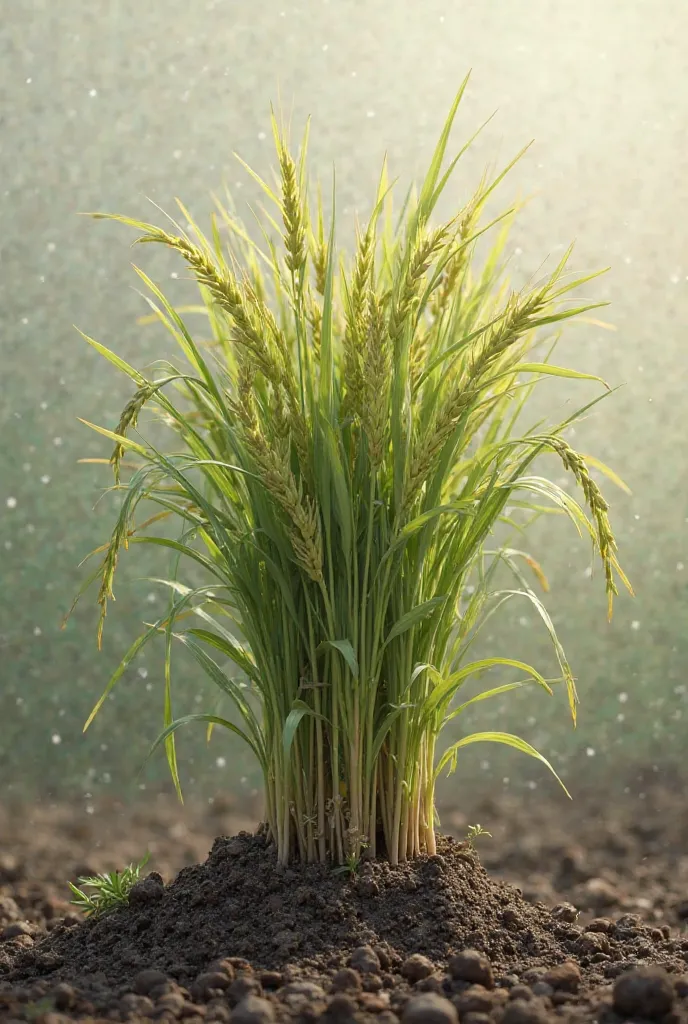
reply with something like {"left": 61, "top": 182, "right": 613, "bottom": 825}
{"left": 68, "top": 852, "right": 151, "bottom": 917}
{"left": 465, "top": 823, "right": 492, "bottom": 849}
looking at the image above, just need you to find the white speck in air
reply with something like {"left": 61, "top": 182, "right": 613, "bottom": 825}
{"left": 53, "top": 436, "right": 63, "bottom": 446}
{"left": 216, "top": 757, "right": 226, "bottom": 768}
{"left": 623, "top": 256, "right": 632, "bottom": 264}
{"left": 676, "top": 562, "right": 684, "bottom": 571}
{"left": 630, "top": 620, "right": 641, "bottom": 631}
{"left": 33, "top": 626, "right": 42, "bottom": 636}
{"left": 146, "top": 592, "right": 157, "bottom": 603}
{"left": 137, "top": 667, "right": 148, "bottom": 679}
{"left": 618, "top": 692, "right": 628, "bottom": 703}
{"left": 51, "top": 733, "right": 62, "bottom": 745}
{"left": 21, "top": 317, "right": 28, "bottom": 325}
{"left": 366, "top": 110, "right": 376, "bottom": 119}
{"left": 670, "top": 274, "right": 680, "bottom": 284}
{"left": 322, "top": 44, "right": 329, "bottom": 51}
{"left": 586, "top": 747, "right": 595, "bottom": 757}
{"left": 173, "top": 149, "right": 182, "bottom": 160}
{"left": 6, "top": 497, "right": 17, "bottom": 509}
{"left": 89, "top": 88, "right": 97, "bottom": 97}
{"left": 47, "top": 242, "right": 56, "bottom": 253}
{"left": 40, "top": 401, "right": 48, "bottom": 410}
{"left": 40, "top": 475, "right": 50, "bottom": 484}
{"left": 258, "top": 131, "right": 267, "bottom": 141}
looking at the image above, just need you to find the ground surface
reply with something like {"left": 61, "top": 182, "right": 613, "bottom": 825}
{"left": 1, "top": 783, "right": 687, "bottom": 1023}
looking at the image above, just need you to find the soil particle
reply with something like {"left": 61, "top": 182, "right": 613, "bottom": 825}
{"left": 612, "top": 964, "right": 675, "bottom": 1017}
{"left": 400, "top": 955, "right": 435, "bottom": 982}
{"left": 447, "top": 949, "right": 494, "bottom": 988}
{"left": 402, "top": 993, "right": 458, "bottom": 1024}
{"left": 541, "top": 959, "right": 580, "bottom": 992}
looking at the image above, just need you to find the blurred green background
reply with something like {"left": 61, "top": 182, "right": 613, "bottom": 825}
{"left": 1, "top": 0, "right": 686, "bottom": 811}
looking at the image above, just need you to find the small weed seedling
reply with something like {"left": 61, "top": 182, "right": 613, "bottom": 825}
{"left": 68, "top": 852, "right": 150, "bottom": 917}
{"left": 465, "top": 824, "right": 492, "bottom": 850}
{"left": 333, "top": 851, "right": 364, "bottom": 880}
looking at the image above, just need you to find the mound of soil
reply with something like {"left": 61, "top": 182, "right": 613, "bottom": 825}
{"left": 2, "top": 826, "right": 688, "bottom": 1024}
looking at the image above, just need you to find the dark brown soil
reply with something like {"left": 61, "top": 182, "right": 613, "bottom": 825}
{"left": 1, "top": 782, "right": 687, "bottom": 1023}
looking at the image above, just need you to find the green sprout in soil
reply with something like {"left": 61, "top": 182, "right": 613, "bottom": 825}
{"left": 465, "top": 824, "right": 492, "bottom": 849}
{"left": 332, "top": 846, "right": 368, "bottom": 880}
{"left": 68, "top": 853, "right": 150, "bottom": 917}
{"left": 68, "top": 74, "right": 632, "bottom": 867}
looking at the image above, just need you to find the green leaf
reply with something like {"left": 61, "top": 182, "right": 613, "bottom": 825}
{"left": 76, "top": 329, "right": 146, "bottom": 385}
{"left": 186, "top": 626, "right": 257, "bottom": 681}
{"left": 435, "top": 731, "right": 571, "bottom": 797}
{"left": 77, "top": 419, "right": 147, "bottom": 458}
{"left": 282, "top": 700, "right": 329, "bottom": 759}
{"left": 581, "top": 454, "right": 632, "bottom": 494}
{"left": 147, "top": 714, "right": 256, "bottom": 775}
{"left": 384, "top": 596, "right": 447, "bottom": 646}
{"left": 83, "top": 626, "right": 158, "bottom": 732}
{"left": 509, "top": 363, "right": 610, "bottom": 390}
{"left": 318, "top": 639, "right": 359, "bottom": 680}
{"left": 424, "top": 657, "right": 552, "bottom": 723}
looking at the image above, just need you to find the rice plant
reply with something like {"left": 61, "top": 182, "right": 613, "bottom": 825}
{"left": 70, "top": 77, "right": 632, "bottom": 866}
